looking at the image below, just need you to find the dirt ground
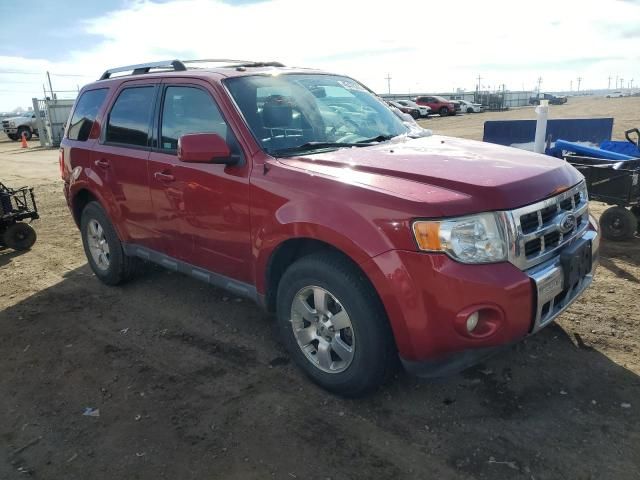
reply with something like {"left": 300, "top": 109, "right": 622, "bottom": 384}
{"left": 1, "top": 96, "right": 639, "bottom": 480}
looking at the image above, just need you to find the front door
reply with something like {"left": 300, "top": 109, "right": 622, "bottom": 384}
{"left": 147, "top": 80, "right": 252, "bottom": 283}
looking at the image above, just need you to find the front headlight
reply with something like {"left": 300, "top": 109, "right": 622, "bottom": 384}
{"left": 412, "top": 212, "right": 508, "bottom": 264}
{"left": 8, "top": 121, "right": 15, "bottom": 127}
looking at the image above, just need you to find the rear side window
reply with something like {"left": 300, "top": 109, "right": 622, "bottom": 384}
{"left": 67, "top": 88, "right": 108, "bottom": 141}
{"left": 160, "top": 86, "right": 228, "bottom": 151}
{"left": 106, "top": 86, "right": 155, "bottom": 147}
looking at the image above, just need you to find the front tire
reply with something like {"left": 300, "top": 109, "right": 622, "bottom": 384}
{"left": 439, "top": 107, "right": 449, "bottom": 116}
{"left": 276, "top": 252, "right": 395, "bottom": 397}
{"left": 80, "top": 201, "right": 138, "bottom": 285}
{"left": 600, "top": 206, "right": 638, "bottom": 240}
{"left": 467, "top": 107, "right": 474, "bottom": 113}
{"left": 17, "top": 127, "right": 32, "bottom": 141}
{"left": 2, "top": 223, "right": 36, "bottom": 250}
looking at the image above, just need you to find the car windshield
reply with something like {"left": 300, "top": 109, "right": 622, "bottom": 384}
{"left": 225, "top": 74, "right": 409, "bottom": 156}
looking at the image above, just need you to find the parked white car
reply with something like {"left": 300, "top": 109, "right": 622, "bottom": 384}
{"left": 606, "top": 91, "right": 624, "bottom": 98}
{"left": 457, "top": 100, "right": 483, "bottom": 113}
{"left": 396, "top": 100, "right": 431, "bottom": 118}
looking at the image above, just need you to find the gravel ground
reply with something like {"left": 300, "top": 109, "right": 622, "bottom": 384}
{"left": 1, "top": 97, "right": 639, "bottom": 479}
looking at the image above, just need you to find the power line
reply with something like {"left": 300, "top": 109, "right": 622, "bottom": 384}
{"left": 0, "top": 69, "right": 92, "bottom": 77}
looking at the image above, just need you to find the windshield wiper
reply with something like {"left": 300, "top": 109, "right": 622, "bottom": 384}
{"left": 270, "top": 135, "right": 399, "bottom": 157}
{"left": 356, "top": 134, "right": 396, "bottom": 144}
{"left": 270, "top": 141, "right": 369, "bottom": 156}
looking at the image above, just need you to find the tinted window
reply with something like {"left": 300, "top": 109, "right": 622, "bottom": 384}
{"left": 160, "top": 86, "right": 227, "bottom": 151}
{"left": 106, "top": 86, "right": 155, "bottom": 147}
{"left": 68, "top": 88, "right": 108, "bottom": 141}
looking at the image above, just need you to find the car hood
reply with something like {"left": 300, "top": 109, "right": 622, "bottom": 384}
{"left": 4, "top": 116, "right": 29, "bottom": 122}
{"left": 277, "top": 135, "right": 583, "bottom": 217}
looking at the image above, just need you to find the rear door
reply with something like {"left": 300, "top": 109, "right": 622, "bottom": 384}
{"left": 92, "top": 80, "right": 159, "bottom": 250}
{"left": 148, "top": 78, "right": 252, "bottom": 282}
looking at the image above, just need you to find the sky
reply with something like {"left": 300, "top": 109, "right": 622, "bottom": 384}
{"left": 0, "top": 0, "right": 639, "bottom": 112}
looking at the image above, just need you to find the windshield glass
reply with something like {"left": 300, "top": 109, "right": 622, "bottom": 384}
{"left": 225, "top": 74, "right": 409, "bottom": 155}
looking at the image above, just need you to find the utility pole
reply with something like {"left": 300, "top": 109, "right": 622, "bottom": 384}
{"left": 570, "top": 80, "right": 573, "bottom": 92}
{"left": 46, "top": 71, "right": 54, "bottom": 99}
{"left": 608, "top": 75, "right": 612, "bottom": 89}
{"left": 385, "top": 73, "right": 392, "bottom": 95}
{"left": 536, "top": 76, "right": 543, "bottom": 94}
{"left": 630, "top": 79, "right": 634, "bottom": 90}
{"left": 620, "top": 78, "right": 624, "bottom": 91}
{"left": 477, "top": 74, "right": 484, "bottom": 91}
{"left": 577, "top": 77, "right": 582, "bottom": 92}
{"left": 615, "top": 75, "right": 619, "bottom": 89}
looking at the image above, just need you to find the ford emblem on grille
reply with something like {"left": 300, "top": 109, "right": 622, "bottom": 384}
{"left": 559, "top": 213, "right": 577, "bottom": 234}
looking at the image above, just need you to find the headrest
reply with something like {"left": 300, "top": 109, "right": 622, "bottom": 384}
{"left": 262, "top": 96, "right": 293, "bottom": 128}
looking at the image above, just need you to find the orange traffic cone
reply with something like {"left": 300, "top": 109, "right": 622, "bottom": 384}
{"left": 20, "top": 132, "right": 28, "bottom": 148}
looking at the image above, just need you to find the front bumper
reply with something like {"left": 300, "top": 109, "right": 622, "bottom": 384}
{"left": 528, "top": 229, "right": 598, "bottom": 332}
{"left": 3, "top": 128, "right": 18, "bottom": 134}
{"left": 362, "top": 225, "right": 599, "bottom": 377}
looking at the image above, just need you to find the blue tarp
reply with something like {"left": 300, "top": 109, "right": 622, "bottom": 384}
{"left": 554, "top": 139, "right": 636, "bottom": 160}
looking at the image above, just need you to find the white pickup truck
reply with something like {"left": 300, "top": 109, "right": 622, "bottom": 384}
{"left": 2, "top": 111, "right": 44, "bottom": 141}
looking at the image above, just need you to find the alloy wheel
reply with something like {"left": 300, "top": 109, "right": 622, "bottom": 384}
{"left": 87, "top": 219, "right": 110, "bottom": 271}
{"left": 289, "top": 286, "right": 355, "bottom": 373}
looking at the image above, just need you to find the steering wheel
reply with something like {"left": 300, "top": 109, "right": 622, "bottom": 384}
{"left": 340, "top": 116, "right": 361, "bottom": 131}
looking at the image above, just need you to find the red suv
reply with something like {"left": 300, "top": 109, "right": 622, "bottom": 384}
{"left": 414, "top": 95, "right": 457, "bottom": 116}
{"left": 61, "top": 59, "right": 599, "bottom": 396}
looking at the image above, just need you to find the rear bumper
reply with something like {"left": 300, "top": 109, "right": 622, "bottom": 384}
{"left": 361, "top": 226, "right": 599, "bottom": 377}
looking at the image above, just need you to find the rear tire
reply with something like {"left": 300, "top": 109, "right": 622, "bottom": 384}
{"left": 2, "top": 222, "right": 36, "bottom": 250}
{"left": 600, "top": 206, "right": 638, "bottom": 240}
{"left": 631, "top": 206, "right": 640, "bottom": 233}
{"left": 276, "top": 252, "right": 395, "bottom": 397}
{"left": 80, "top": 201, "right": 138, "bottom": 285}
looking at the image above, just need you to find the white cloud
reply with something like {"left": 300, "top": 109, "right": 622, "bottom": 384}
{"left": 1, "top": 0, "right": 639, "bottom": 110}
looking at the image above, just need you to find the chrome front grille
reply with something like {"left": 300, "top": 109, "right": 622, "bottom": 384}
{"left": 507, "top": 182, "right": 589, "bottom": 270}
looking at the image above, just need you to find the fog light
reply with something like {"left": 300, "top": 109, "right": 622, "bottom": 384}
{"left": 466, "top": 311, "right": 479, "bottom": 332}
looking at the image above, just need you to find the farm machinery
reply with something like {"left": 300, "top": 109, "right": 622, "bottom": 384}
{"left": 0, "top": 181, "right": 39, "bottom": 250}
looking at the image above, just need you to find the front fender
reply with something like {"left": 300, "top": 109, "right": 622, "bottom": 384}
{"left": 253, "top": 197, "right": 402, "bottom": 294}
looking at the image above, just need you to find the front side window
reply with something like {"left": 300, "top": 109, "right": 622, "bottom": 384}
{"left": 68, "top": 88, "right": 108, "bottom": 141}
{"left": 225, "top": 74, "right": 408, "bottom": 156}
{"left": 105, "top": 86, "right": 155, "bottom": 147}
{"left": 160, "top": 86, "right": 228, "bottom": 151}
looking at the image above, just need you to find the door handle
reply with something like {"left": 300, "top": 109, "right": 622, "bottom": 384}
{"left": 154, "top": 171, "right": 175, "bottom": 182}
{"left": 94, "top": 159, "right": 110, "bottom": 169}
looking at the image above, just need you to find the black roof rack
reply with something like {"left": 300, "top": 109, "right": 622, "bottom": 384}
{"left": 98, "top": 58, "right": 285, "bottom": 80}
{"left": 99, "top": 60, "right": 187, "bottom": 80}
{"left": 183, "top": 59, "right": 285, "bottom": 69}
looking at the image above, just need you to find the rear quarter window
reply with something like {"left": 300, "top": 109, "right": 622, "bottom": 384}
{"left": 67, "top": 88, "right": 108, "bottom": 141}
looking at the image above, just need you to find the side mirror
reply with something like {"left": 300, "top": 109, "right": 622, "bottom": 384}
{"left": 178, "top": 133, "right": 237, "bottom": 165}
